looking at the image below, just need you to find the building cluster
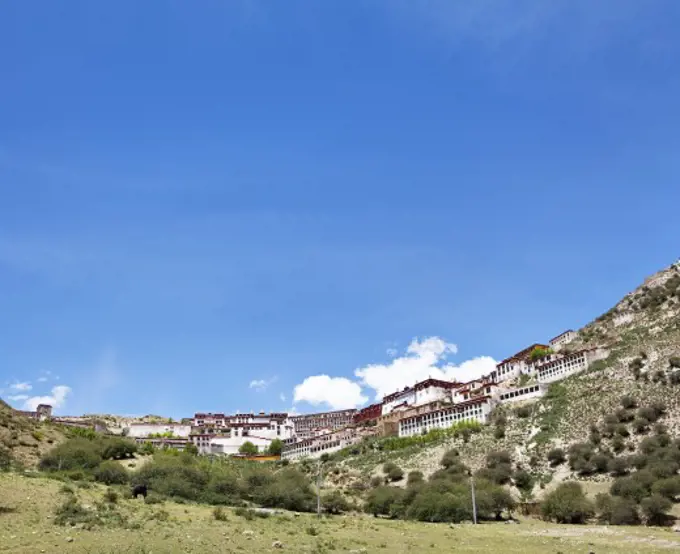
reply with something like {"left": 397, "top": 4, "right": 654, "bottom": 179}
{"left": 122, "top": 328, "right": 607, "bottom": 461}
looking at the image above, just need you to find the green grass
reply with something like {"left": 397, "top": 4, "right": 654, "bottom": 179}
{"left": 2, "top": 472, "right": 680, "bottom": 553}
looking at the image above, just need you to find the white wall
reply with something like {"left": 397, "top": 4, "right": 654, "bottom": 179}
{"left": 126, "top": 424, "right": 191, "bottom": 438}
{"left": 210, "top": 436, "right": 272, "bottom": 455}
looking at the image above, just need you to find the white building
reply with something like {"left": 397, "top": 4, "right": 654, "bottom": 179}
{"left": 190, "top": 411, "right": 294, "bottom": 456}
{"left": 398, "top": 397, "right": 493, "bottom": 437}
{"left": 282, "top": 427, "right": 371, "bottom": 461}
{"left": 126, "top": 423, "right": 191, "bottom": 438}
{"left": 549, "top": 330, "right": 577, "bottom": 351}
{"left": 537, "top": 348, "right": 607, "bottom": 384}
{"left": 498, "top": 383, "right": 546, "bottom": 404}
{"left": 381, "top": 379, "right": 459, "bottom": 416}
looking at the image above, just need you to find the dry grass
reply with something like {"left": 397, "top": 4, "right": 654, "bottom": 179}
{"left": 1, "top": 473, "right": 680, "bottom": 553}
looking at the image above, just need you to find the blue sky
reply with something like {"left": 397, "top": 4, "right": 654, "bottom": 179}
{"left": 1, "top": 1, "right": 679, "bottom": 417}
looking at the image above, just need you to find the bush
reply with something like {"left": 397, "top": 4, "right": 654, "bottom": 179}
{"left": 407, "top": 471, "right": 424, "bottom": 486}
{"left": 513, "top": 469, "right": 533, "bottom": 492}
{"left": 239, "top": 441, "right": 258, "bottom": 455}
{"left": 39, "top": 439, "right": 103, "bottom": 472}
{"left": 515, "top": 406, "right": 531, "bottom": 419}
{"left": 621, "top": 396, "right": 637, "bottom": 410}
{"left": 0, "top": 446, "right": 11, "bottom": 471}
{"left": 322, "top": 490, "right": 350, "bottom": 514}
{"left": 541, "top": 482, "right": 594, "bottom": 524}
{"left": 365, "top": 486, "right": 405, "bottom": 518}
{"left": 568, "top": 443, "right": 596, "bottom": 475}
{"left": 637, "top": 407, "right": 661, "bottom": 424}
{"left": 595, "top": 493, "right": 639, "bottom": 525}
{"left": 104, "top": 488, "right": 119, "bottom": 504}
{"left": 405, "top": 485, "right": 472, "bottom": 523}
{"left": 370, "top": 476, "right": 383, "bottom": 488}
{"left": 94, "top": 461, "right": 129, "bottom": 485}
{"left": 384, "top": 463, "right": 404, "bottom": 482}
{"left": 101, "top": 438, "right": 137, "bottom": 460}
{"left": 440, "top": 449, "right": 460, "bottom": 469}
{"left": 611, "top": 471, "right": 655, "bottom": 503}
{"left": 267, "top": 439, "right": 283, "bottom": 456}
{"left": 632, "top": 419, "right": 650, "bottom": 435}
{"left": 547, "top": 448, "right": 566, "bottom": 467}
{"left": 139, "top": 442, "right": 155, "bottom": 456}
{"left": 494, "top": 426, "right": 506, "bottom": 439}
{"left": 611, "top": 436, "right": 626, "bottom": 454}
{"left": 640, "top": 494, "right": 672, "bottom": 526}
{"left": 184, "top": 443, "right": 199, "bottom": 455}
{"left": 254, "top": 468, "right": 315, "bottom": 512}
{"left": 651, "top": 476, "right": 680, "bottom": 501}
{"left": 608, "top": 457, "right": 630, "bottom": 477}
{"left": 669, "top": 357, "right": 680, "bottom": 369}
{"left": 615, "top": 424, "right": 630, "bottom": 438}
{"left": 592, "top": 453, "right": 610, "bottom": 474}
{"left": 670, "top": 371, "right": 680, "bottom": 385}
{"left": 212, "top": 506, "right": 228, "bottom": 521}
{"left": 615, "top": 409, "right": 634, "bottom": 423}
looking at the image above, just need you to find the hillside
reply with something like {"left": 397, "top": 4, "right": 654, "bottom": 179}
{"left": 0, "top": 399, "right": 67, "bottom": 469}
{"left": 332, "top": 260, "right": 680, "bottom": 497}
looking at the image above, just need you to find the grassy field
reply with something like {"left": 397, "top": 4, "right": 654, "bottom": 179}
{"left": 2, "top": 473, "right": 680, "bottom": 553}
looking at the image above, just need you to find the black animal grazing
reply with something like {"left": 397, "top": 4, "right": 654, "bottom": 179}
{"left": 131, "top": 484, "right": 148, "bottom": 499}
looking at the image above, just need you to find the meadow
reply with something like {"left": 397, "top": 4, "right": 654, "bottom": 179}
{"left": 2, "top": 473, "right": 680, "bottom": 554}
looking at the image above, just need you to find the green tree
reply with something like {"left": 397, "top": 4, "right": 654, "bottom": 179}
{"left": 541, "top": 482, "right": 594, "bottom": 524}
{"left": 640, "top": 494, "right": 672, "bottom": 526}
{"left": 267, "top": 439, "right": 283, "bottom": 456}
{"left": 239, "top": 441, "right": 258, "bottom": 455}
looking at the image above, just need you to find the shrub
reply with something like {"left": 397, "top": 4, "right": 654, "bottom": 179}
{"left": 513, "top": 469, "right": 533, "bottom": 492}
{"left": 595, "top": 493, "right": 639, "bottom": 525}
{"left": 267, "top": 439, "right": 283, "bottom": 456}
{"left": 212, "top": 506, "right": 228, "bottom": 521}
{"left": 144, "top": 492, "right": 163, "bottom": 505}
{"left": 184, "top": 443, "right": 199, "bottom": 455}
{"left": 640, "top": 494, "right": 672, "bottom": 526}
{"left": 439, "top": 448, "right": 459, "bottom": 469}
{"left": 365, "top": 486, "right": 405, "bottom": 518}
{"left": 39, "top": 439, "right": 102, "bottom": 472}
{"left": 541, "top": 482, "right": 594, "bottom": 524}
{"left": 629, "top": 358, "right": 644, "bottom": 371}
{"left": 239, "top": 441, "right": 258, "bottom": 455}
{"left": 652, "top": 476, "right": 680, "bottom": 501}
{"left": 322, "top": 490, "right": 350, "bottom": 514}
{"left": 611, "top": 471, "right": 655, "bottom": 503}
{"left": 670, "top": 371, "right": 680, "bottom": 385}
{"left": 370, "top": 476, "right": 383, "bottom": 488}
{"left": 615, "top": 425, "right": 630, "bottom": 438}
{"left": 632, "top": 418, "right": 650, "bottom": 435}
{"left": 669, "top": 357, "right": 680, "bottom": 369}
{"left": 621, "top": 396, "right": 637, "bottom": 410}
{"left": 592, "top": 453, "right": 610, "bottom": 474}
{"left": 515, "top": 406, "right": 531, "bottom": 419}
{"left": 608, "top": 457, "right": 630, "bottom": 477}
{"left": 139, "top": 442, "right": 155, "bottom": 456}
{"left": 94, "top": 461, "right": 129, "bottom": 485}
{"left": 547, "top": 448, "right": 566, "bottom": 467}
{"left": 104, "top": 488, "right": 119, "bottom": 504}
{"left": 101, "top": 438, "right": 137, "bottom": 460}
{"left": 611, "top": 436, "right": 626, "bottom": 454}
{"left": 615, "top": 409, "right": 634, "bottom": 423}
{"left": 405, "top": 485, "right": 471, "bottom": 523}
{"left": 384, "top": 463, "right": 404, "bottom": 482}
{"left": 407, "top": 471, "right": 424, "bottom": 486}
{"left": 637, "top": 407, "right": 659, "bottom": 423}
{"left": 568, "top": 443, "right": 596, "bottom": 475}
{"left": 0, "top": 446, "right": 11, "bottom": 471}
{"left": 254, "top": 468, "right": 315, "bottom": 512}
{"left": 494, "top": 426, "right": 506, "bottom": 439}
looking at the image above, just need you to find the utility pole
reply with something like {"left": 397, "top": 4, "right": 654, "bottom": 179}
{"left": 316, "top": 458, "right": 322, "bottom": 518}
{"left": 470, "top": 473, "right": 478, "bottom": 524}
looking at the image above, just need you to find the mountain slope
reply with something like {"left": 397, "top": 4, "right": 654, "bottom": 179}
{"left": 335, "top": 260, "right": 680, "bottom": 493}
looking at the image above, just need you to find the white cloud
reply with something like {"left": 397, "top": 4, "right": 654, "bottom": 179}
{"left": 293, "top": 375, "right": 368, "bottom": 410}
{"left": 249, "top": 377, "right": 277, "bottom": 392}
{"left": 10, "top": 381, "right": 32, "bottom": 392}
{"left": 279, "top": 393, "right": 286, "bottom": 402}
{"left": 355, "top": 337, "right": 456, "bottom": 401}
{"left": 8, "top": 394, "right": 29, "bottom": 401}
{"left": 23, "top": 385, "right": 72, "bottom": 411}
{"left": 386, "top": 348, "right": 398, "bottom": 358}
